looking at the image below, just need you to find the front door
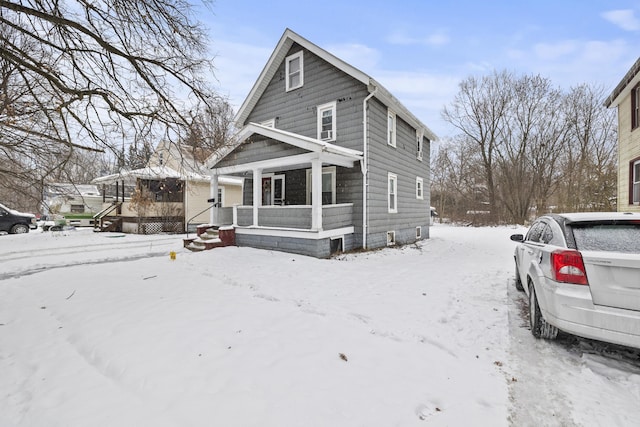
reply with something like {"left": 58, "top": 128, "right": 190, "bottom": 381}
{"left": 262, "top": 175, "right": 285, "bottom": 205}
{"left": 273, "top": 175, "right": 285, "bottom": 205}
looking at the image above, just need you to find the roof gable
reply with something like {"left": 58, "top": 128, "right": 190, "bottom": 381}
{"left": 234, "top": 28, "right": 437, "bottom": 141}
{"left": 207, "top": 122, "right": 363, "bottom": 169}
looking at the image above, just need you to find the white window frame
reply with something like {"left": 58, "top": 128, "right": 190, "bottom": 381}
{"left": 387, "top": 110, "right": 397, "bottom": 147}
{"left": 416, "top": 226, "right": 422, "bottom": 239}
{"left": 416, "top": 177, "right": 424, "bottom": 200}
{"left": 416, "top": 129, "right": 424, "bottom": 161}
{"left": 388, "top": 172, "right": 398, "bottom": 213}
{"left": 306, "top": 166, "right": 337, "bottom": 205}
{"left": 261, "top": 119, "right": 276, "bottom": 128}
{"left": 633, "top": 159, "right": 640, "bottom": 205}
{"left": 317, "top": 101, "right": 336, "bottom": 141}
{"left": 285, "top": 51, "right": 303, "bottom": 91}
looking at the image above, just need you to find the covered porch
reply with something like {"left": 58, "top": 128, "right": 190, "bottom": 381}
{"left": 208, "top": 123, "right": 363, "bottom": 257}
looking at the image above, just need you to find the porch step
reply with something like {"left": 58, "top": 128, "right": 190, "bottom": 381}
{"left": 184, "top": 226, "right": 235, "bottom": 252}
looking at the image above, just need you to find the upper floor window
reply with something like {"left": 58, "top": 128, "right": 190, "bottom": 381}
{"left": 285, "top": 51, "right": 303, "bottom": 91}
{"left": 416, "top": 177, "right": 424, "bottom": 199}
{"left": 633, "top": 84, "right": 640, "bottom": 130}
{"left": 388, "top": 172, "right": 398, "bottom": 213}
{"left": 632, "top": 159, "right": 640, "bottom": 205}
{"left": 317, "top": 102, "right": 336, "bottom": 141}
{"left": 416, "top": 129, "right": 424, "bottom": 160}
{"left": 387, "top": 110, "right": 397, "bottom": 147}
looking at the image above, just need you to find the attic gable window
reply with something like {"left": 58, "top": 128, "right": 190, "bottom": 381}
{"left": 387, "top": 110, "right": 397, "bottom": 147}
{"left": 285, "top": 51, "right": 303, "bottom": 91}
{"left": 317, "top": 101, "right": 336, "bottom": 141}
{"left": 633, "top": 84, "right": 640, "bottom": 130}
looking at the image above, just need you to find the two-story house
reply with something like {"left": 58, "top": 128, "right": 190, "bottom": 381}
{"left": 605, "top": 57, "right": 640, "bottom": 213}
{"left": 206, "top": 29, "right": 437, "bottom": 257}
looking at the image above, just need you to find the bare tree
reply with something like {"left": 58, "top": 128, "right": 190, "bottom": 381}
{"left": 558, "top": 84, "right": 617, "bottom": 211}
{"left": 441, "top": 71, "right": 616, "bottom": 224}
{"left": 0, "top": 0, "right": 219, "bottom": 207}
{"left": 442, "top": 70, "right": 512, "bottom": 222}
{"left": 184, "top": 98, "right": 235, "bottom": 163}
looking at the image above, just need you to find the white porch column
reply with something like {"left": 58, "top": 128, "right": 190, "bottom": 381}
{"left": 210, "top": 173, "right": 219, "bottom": 225}
{"left": 252, "top": 168, "right": 262, "bottom": 226}
{"left": 311, "top": 158, "right": 323, "bottom": 230}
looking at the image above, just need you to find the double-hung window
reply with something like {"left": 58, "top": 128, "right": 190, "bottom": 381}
{"left": 317, "top": 102, "right": 336, "bottom": 141}
{"left": 387, "top": 110, "right": 396, "bottom": 147}
{"left": 285, "top": 51, "right": 303, "bottom": 91}
{"left": 416, "top": 129, "right": 424, "bottom": 160}
{"left": 632, "top": 159, "right": 640, "bottom": 205}
{"left": 633, "top": 84, "right": 640, "bottom": 130}
{"left": 416, "top": 177, "right": 424, "bottom": 199}
{"left": 388, "top": 173, "right": 398, "bottom": 213}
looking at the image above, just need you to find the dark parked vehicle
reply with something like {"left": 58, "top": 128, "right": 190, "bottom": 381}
{"left": 510, "top": 212, "right": 640, "bottom": 349}
{"left": 0, "top": 202, "right": 37, "bottom": 234}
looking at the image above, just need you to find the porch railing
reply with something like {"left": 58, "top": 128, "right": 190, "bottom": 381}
{"left": 228, "top": 203, "right": 353, "bottom": 230}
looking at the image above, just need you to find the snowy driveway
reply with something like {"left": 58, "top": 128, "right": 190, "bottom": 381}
{"left": 1, "top": 226, "right": 639, "bottom": 426}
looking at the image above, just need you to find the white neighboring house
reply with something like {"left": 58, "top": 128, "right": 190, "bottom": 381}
{"left": 42, "top": 183, "right": 104, "bottom": 227}
{"left": 92, "top": 141, "right": 243, "bottom": 233}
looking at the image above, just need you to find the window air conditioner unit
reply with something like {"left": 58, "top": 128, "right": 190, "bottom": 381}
{"left": 321, "top": 130, "right": 333, "bottom": 140}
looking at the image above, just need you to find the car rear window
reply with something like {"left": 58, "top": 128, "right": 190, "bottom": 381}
{"left": 571, "top": 223, "right": 640, "bottom": 253}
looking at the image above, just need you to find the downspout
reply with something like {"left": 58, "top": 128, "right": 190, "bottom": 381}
{"left": 362, "top": 86, "right": 377, "bottom": 250}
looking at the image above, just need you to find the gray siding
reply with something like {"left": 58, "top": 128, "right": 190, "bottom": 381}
{"left": 218, "top": 41, "right": 432, "bottom": 254}
{"left": 365, "top": 98, "right": 431, "bottom": 249}
{"left": 245, "top": 43, "right": 369, "bottom": 153}
{"left": 215, "top": 138, "right": 307, "bottom": 169}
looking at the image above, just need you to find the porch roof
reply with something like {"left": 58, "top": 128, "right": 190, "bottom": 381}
{"left": 208, "top": 123, "right": 364, "bottom": 174}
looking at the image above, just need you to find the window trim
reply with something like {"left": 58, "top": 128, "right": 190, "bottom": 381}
{"left": 285, "top": 51, "right": 303, "bottom": 92}
{"left": 633, "top": 84, "right": 640, "bottom": 130}
{"left": 416, "top": 129, "right": 424, "bottom": 160}
{"left": 416, "top": 177, "right": 424, "bottom": 200}
{"left": 387, "top": 109, "right": 397, "bottom": 147}
{"left": 416, "top": 226, "right": 422, "bottom": 239}
{"left": 388, "top": 172, "right": 398, "bottom": 213}
{"left": 631, "top": 158, "right": 640, "bottom": 205}
{"left": 317, "top": 101, "right": 336, "bottom": 141}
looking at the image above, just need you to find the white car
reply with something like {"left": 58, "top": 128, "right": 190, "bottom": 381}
{"left": 510, "top": 212, "right": 640, "bottom": 349}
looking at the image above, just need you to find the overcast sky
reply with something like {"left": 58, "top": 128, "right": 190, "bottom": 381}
{"left": 198, "top": 0, "right": 640, "bottom": 139}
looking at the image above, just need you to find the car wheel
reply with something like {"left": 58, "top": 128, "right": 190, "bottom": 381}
{"left": 10, "top": 224, "right": 29, "bottom": 234}
{"left": 514, "top": 261, "right": 524, "bottom": 291}
{"left": 529, "top": 281, "right": 558, "bottom": 340}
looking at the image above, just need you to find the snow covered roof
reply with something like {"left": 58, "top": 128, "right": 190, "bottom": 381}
{"left": 604, "top": 56, "right": 640, "bottom": 108}
{"left": 46, "top": 183, "right": 101, "bottom": 197}
{"left": 91, "top": 166, "right": 241, "bottom": 186}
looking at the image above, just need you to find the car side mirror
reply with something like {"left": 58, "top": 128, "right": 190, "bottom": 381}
{"left": 510, "top": 234, "right": 524, "bottom": 242}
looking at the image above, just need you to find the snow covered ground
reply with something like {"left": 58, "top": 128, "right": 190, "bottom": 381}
{"left": 1, "top": 225, "right": 639, "bottom": 426}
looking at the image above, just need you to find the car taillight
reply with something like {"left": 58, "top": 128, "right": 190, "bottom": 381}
{"left": 551, "top": 250, "right": 589, "bottom": 285}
